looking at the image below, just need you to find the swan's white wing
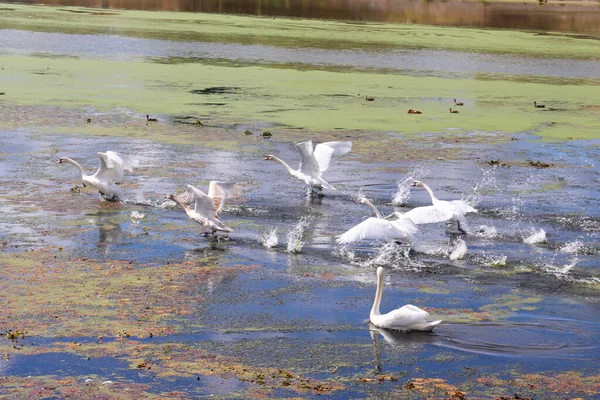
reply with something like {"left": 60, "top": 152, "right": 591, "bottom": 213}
{"left": 375, "top": 304, "right": 430, "bottom": 329}
{"left": 404, "top": 205, "right": 454, "bottom": 225}
{"left": 386, "top": 213, "right": 419, "bottom": 236}
{"left": 105, "top": 151, "right": 139, "bottom": 173}
{"left": 208, "top": 181, "right": 242, "bottom": 216}
{"left": 336, "top": 218, "right": 411, "bottom": 244}
{"left": 94, "top": 152, "right": 124, "bottom": 183}
{"left": 450, "top": 200, "right": 477, "bottom": 215}
{"left": 185, "top": 185, "right": 217, "bottom": 218}
{"left": 313, "top": 141, "right": 352, "bottom": 173}
{"left": 295, "top": 141, "right": 321, "bottom": 178}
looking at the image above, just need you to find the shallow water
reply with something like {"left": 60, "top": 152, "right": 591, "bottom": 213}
{"left": 1, "top": 6, "right": 600, "bottom": 398}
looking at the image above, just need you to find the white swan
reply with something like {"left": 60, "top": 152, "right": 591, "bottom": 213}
{"left": 56, "top": 151, "right": 139, "bottom": 201}
{"left": 370, "top": 267, "right": 441, "bottom": 331}
{"left": 264, "top": 140, "right": 352, "bottom": 194}
{"left": 169, "top": 181, "right": 241, "bottom": 235}
{"left": 336, "top": 198, "right": 418, "bottom": 244}
{"left": 408, "top": 181, "right": 477, "bottom": 234}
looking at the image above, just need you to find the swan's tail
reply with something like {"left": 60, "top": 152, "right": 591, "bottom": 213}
{"left": 409, "top": 320, "right": 442, "bottom": 332}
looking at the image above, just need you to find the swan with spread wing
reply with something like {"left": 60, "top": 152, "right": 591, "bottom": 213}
{"left": 336, "top": 197, "right": 418, "bottom": 244}
{"left": 169, "top": 181, "right": 241, "bottom": 235}
{"left": 408, "top": 181, "right": 477, "bottom": 234}
{"left": 264, "top": 140, "right": 352, "bottom": 195}
{"left": 56, "top": 151, "right": 139, "bottom": 201}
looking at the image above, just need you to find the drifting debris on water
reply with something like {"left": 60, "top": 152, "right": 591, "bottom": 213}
{"left": 244, "top": 130, "right": 253, "bottom": 135}
{"left": 259, "top": 227, "right": 278, "bottom": 249}
{"left": 524, "top": 229, "right": 547, "bottom": 245}
{"left": 286, "top": 217, "right": 310, "bottom": 253}
{"left": 262, "top": 130, "right": 272, "bottom": 137}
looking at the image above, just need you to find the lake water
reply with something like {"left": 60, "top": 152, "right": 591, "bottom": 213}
{"left": 0, "top": 3, "right": 599, "bottom": 399}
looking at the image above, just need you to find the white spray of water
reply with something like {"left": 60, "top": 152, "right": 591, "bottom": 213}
{"left": 286, "top": 217, "right": 310, "bottom": 254}
{"left": 524, "top": 229, "right": 547, "bottom": 245}
{"left": 392, "top": 168, "right": 425, "bottom": 206}
{"left": 130, "top": 211, "right": 146, "bottom": 220}
{"left": 544, "top": 258, "right": 579, "bottom": 278}
{"left": 488, "top": 256, "right": 507, "bottom": 267}
{"left": 259, "top": 227, "right": 279, "bottom": 249}
{"left": 449, "top": 238, "right": 467, "bottom": 260}
{"left": 560, "top": 241, "right": 584, "bottom": 254}
{"left": 464, "top": 167, "right": 498, "bottom": 208}
{"left": 359, "top": 242, "right": 417, "bottom": 270}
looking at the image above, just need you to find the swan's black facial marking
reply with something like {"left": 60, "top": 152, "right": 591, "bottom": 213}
{"left": 56, "top": 158, "right": 64, "bottom": 164}
{"left": 264, "top": 156, "right": 272, "bottom": 160}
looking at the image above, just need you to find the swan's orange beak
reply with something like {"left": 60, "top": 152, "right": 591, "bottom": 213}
{"left": 264, "top": 156, "right": 271, "bottom": 160}
{"left": 56, "top": 159, "right": 63, "bottom": 164}
{"left": 410, "top": 182, "right": 417, "bottom": 186}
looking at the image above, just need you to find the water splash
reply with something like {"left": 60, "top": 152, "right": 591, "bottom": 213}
{"left": 560, "top": 241, "right": 584, "bottom": 254}
{"left": 359, "top": 242, "right": 415, "bottom": 270}
{"left": 543, "top": 258, "right": 579, "bottom": 278}
{"left": 130, "top": 211, "right": 146, "bottom": 220}
{"left": 392, "top": 168, "right": 425, "bottom": 206}
{"left": 488, "top": 256, "right": 507, "bottom": 267}
{"left": 449, "top": 238, "right": 467, "bottom": 260}
{"left": 464, "top": 167, "right": 497, "bottom": 207}
{"left": 286, "top": 217, "right": 310, "bottom": 254}
{"left": 524, "top": 229, "right": 547, "bottom": 245}
{"left": 475, "top": 225, "right": 498, "bottom": 239}
{"left": 259, "top": 227, "right": 279, "bottom": 249}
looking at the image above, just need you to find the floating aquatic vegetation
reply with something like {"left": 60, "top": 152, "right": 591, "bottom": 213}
{"left": 524, "top": 229, "right": 547, "bottom": 245}
{"left": 259, "top": 227, "right": 278, "bottom": 249}
{"left": 488, "top": 256, "right": 507, "bottom": 267}
{"left": 286, "top": 217, "right": 310, "bottom": 254}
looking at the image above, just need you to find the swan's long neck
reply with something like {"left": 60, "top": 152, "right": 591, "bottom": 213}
{"left": 61, "top": 157, "right": 87, "bottom": 178}
{"left": 362, "top": 198, "right": 383, "bottom": 219}
{"left": 421, "top": 183, "right": 438, "bottom": 204}
{"left": 270, "top": 155, "right": 297, "bottom": 175}
{"left": 370, "top": 270, "right": 384, "bottom": 318}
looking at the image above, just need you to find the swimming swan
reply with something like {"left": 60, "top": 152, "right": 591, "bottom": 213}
{"left": 370, "top": 267, "right": 442, "bottom": 331}
{"left": 408, "top": 181, "right": 477, "bottom": 234}
{"left": 56, "top": 151, "right": 139, "bottom": 201}
{"left": 169, "top": 182, "right": 241, "bottom": 234}
{"left": 336, "top": 198, "right": 418, "bottom": 244}
{"left": 264, "top": 140, "right": 352, "bottom": 194}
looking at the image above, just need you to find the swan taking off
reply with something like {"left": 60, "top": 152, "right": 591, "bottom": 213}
{"left": 264, "top": 140, "right": 352, "bottom": 195}
{"left": 168, "top": 181, "right": 241, "bottom": 235}
{"left": 408, "top": 181, "right": 477, "bottom": 234}
{"left": 56, "top": 151, "right": 139, "bottom": 201}
{"left": 371, "top": 267, "right": 441, "bottom": 331}
{"left": 337, "top": 198, "right": 418, "bottom": 244}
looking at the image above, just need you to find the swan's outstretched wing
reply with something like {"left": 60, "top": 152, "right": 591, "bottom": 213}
{"left": 95, "top": 152, "right": 124, "bottom": 183}
{"left": 105, "top": 151, "right": 139, "bottom": 173}
{"left": 208, "top": 181, "right": 242, "bottom": 216}
{"left": 450, "top": 200, "right": 477, "bottom": 215}
{"left": 185, "top": 185, "right": 217, "bottom": 220}
{"left": 337, "top": 218, "right": 412, "bottom": 244}
{"left": 296, "top": 141, "right": 321, "bottom": 177}
{"left": 385, "top": 212, "right": 420, "bottom": 236}
{"left": 404, "top": 205, "right": 454, "bottom": 225}
{"left": 313, "top": 141, "right": 352, "bottom": 173}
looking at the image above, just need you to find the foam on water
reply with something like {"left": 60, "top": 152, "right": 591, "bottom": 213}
{"left": 560, "top": 241, "right": 584, "bottom": 254}
{"left": 475, "top": 225, "right": 498, "bottom": 239}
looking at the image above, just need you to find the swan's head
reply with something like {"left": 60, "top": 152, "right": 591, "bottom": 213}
{"left": 56, "top": 157, "right": 65, "bottom": 164}
{"left": 376, "top": 266, "right": 384, "bottom": 277}
{"left": 357, "top": 197, "right": 368, "bottom": 204}
{"left": 411, "top": 181, "right": 424, "bottom": 187}
{"left": 264, "top": 155, "right": 275, "bottom": 161}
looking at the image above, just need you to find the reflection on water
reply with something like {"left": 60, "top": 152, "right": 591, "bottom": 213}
{"left": 7, "top": 0, "right": 600, "bottom": 34}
